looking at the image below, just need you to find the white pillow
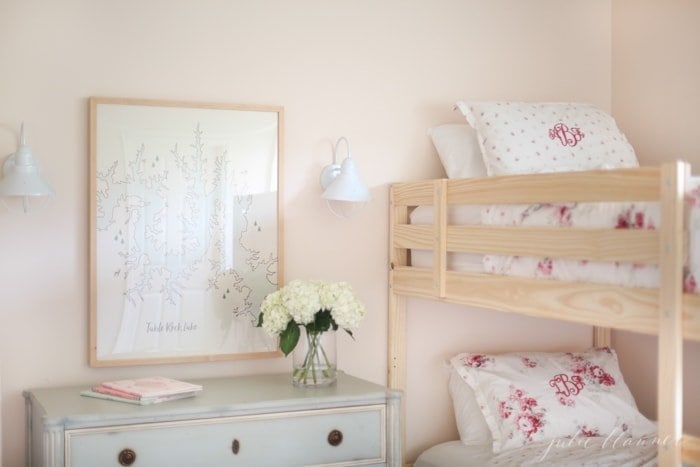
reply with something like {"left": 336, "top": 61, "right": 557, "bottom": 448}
{"left": 450, "top": 348, "right": 655, "bottom": 454}
{"left": 448, "top": 366, "right": 493, "bottom": 446}
{"left": 454, "top": 101, "right": 639, "bottom": 176}
{"left": 427, "top": 124, "right": 486, "bottom": 179}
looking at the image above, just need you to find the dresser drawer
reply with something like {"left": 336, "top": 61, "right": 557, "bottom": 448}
{"left": 65, "top": 404, "right": 386, "bottom": 467}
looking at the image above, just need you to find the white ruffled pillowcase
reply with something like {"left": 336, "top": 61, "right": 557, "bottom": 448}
{"left": 448, "top": 365, "right": 493, "bottom": 446}
{"left": 427, "top": 123, "right": 486, "bottom": 179}
{"left": 453, "top": 101, "right": 639, "bottom": 176}
{"left": 448, "top": 348, "right": 655, "bottom": 453}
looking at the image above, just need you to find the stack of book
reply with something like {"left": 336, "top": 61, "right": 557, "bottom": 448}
{"left": 81, "top": 376, "right": 203, "bottom": 405}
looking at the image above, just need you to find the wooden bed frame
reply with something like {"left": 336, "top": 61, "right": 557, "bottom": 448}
{"left": 388, "top": 161, "right": 700, "bottom": 466}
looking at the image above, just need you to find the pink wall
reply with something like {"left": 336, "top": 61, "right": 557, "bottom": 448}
{"left": 611, "top": 0, "right": 700, "bottom": 436}
{"left": 0, "top": 1, "right": 613, "bottom": 465}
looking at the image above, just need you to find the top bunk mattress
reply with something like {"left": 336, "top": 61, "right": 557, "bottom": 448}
{"left": 409, "top": 177, "right": 700, "bottom": 293}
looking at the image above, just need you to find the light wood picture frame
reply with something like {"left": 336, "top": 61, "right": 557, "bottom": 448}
{"left": 89, "top": 97, "right": 284, "bottom": 366}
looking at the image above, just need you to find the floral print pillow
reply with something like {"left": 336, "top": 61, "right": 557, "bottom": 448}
{"left": 455, "top": 101, "right": 639, "bottom": 176}
{"left": 450, "top": 348, "right": 656, "bottom": 453}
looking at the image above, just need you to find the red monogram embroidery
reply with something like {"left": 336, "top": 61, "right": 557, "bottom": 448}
{"left": 549, "top": 373, "right": 585, "bottom": 397}
{"left": 548, "top": 123, "right": 585, "bottom": 147}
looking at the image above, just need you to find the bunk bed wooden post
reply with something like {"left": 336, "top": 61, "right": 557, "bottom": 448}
{"left": 657, "top": 161, "right": 687, "bottom": 466}
{"left": 388, "top": 288, "right": 407, "bottom": 466}
{"left": 388, "top": 291, "right": 406, "bottom": 391}
{"left": 389, "top": 187, "right": 408, "bottom": 391}
{"left": 389, "top": 186, "right": 409, "bottom": 465}
{"left": 593, "top": 327, "right": 611, "bottom": 347}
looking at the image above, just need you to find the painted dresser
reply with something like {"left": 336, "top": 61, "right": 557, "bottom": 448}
{"left": 24, "top": 372, "right": 401, "bottom": 467}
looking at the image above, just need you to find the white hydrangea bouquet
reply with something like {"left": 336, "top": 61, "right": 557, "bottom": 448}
{"left": 257, "top": 279, "right": 366, "bottom": 386}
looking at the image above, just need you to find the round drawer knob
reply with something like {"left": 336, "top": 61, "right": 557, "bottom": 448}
{"left": 327, "top": 429, "right": 343, "bottom": 446}
{"left": 118, "top": 448, "right": 136, "bottom": 466}
{"left": 232, "top": 438, "right": 240, "bottom": 455}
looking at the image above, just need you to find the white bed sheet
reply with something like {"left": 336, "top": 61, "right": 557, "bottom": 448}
{"left": 414, "top": 438, "right": 656, "bottom": 467}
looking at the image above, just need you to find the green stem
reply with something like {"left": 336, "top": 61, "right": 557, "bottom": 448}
{"left": 294, "top": 329, "right": 334, "bottom": 386}
{"left": 310, "top": 331, "right": 318, "bottom": 384}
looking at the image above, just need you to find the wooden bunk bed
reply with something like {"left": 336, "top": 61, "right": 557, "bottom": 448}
{"left": 388, "top": 161, "right": 700, "bottom": 466}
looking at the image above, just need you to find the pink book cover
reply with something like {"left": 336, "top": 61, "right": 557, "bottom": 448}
{"left": 92, "top": 384, "right": 141, "bottom": 400}
{"left": 100, "top": 376, "right": 203, "bottom": 399}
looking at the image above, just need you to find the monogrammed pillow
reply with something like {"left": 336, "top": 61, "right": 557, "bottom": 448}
{"left": 450, "top": 348, "right": 655, "bottom": 453}
{"left": 454, "top": 101, "right": 639, "bottom": 176}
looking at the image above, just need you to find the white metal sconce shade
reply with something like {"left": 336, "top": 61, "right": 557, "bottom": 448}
{"left": 0, "top": 123, "right": 53, "bottom": 213}
{"left": 320, "top": 137, "right": 371, "bottom": 203}
{"left": 322, "top": 157, "right": 371, "bottom": 202}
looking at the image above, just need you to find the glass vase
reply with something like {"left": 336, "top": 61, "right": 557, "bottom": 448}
{"left": 292, "top": 328, "right": 337, "bottom": 387}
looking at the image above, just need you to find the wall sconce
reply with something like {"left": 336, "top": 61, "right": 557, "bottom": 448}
{"left": 0, "top": 123, "right": 53, "bottom": 213}
{"left": 319, "top": 137, "right": 371, "bottom": 217}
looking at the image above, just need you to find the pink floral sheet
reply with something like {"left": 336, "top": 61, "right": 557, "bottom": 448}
{"left": 483, "top": 177, "right": 700, "bottom": 293}
{"left": 409, "top": 178, "right": 700, "bottom": 293}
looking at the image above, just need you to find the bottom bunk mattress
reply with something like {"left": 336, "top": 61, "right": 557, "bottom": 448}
{"left": 414, "top": 438, "right": 656, "bottom": 467}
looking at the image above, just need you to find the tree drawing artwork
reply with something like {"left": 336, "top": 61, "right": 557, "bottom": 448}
{"left": 95, "top": 121, "right": 278, "bottom": 356}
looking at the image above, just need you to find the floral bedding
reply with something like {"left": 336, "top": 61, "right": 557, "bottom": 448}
{"left": 482, "top": 178, "right": 700, "bottom": 293}
{"left": 450, "top": 348, "right": 656, "bottom": 454}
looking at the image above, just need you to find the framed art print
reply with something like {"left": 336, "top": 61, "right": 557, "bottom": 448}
{"left": 89, "top": 97, "right": 283, "bottom": 366}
